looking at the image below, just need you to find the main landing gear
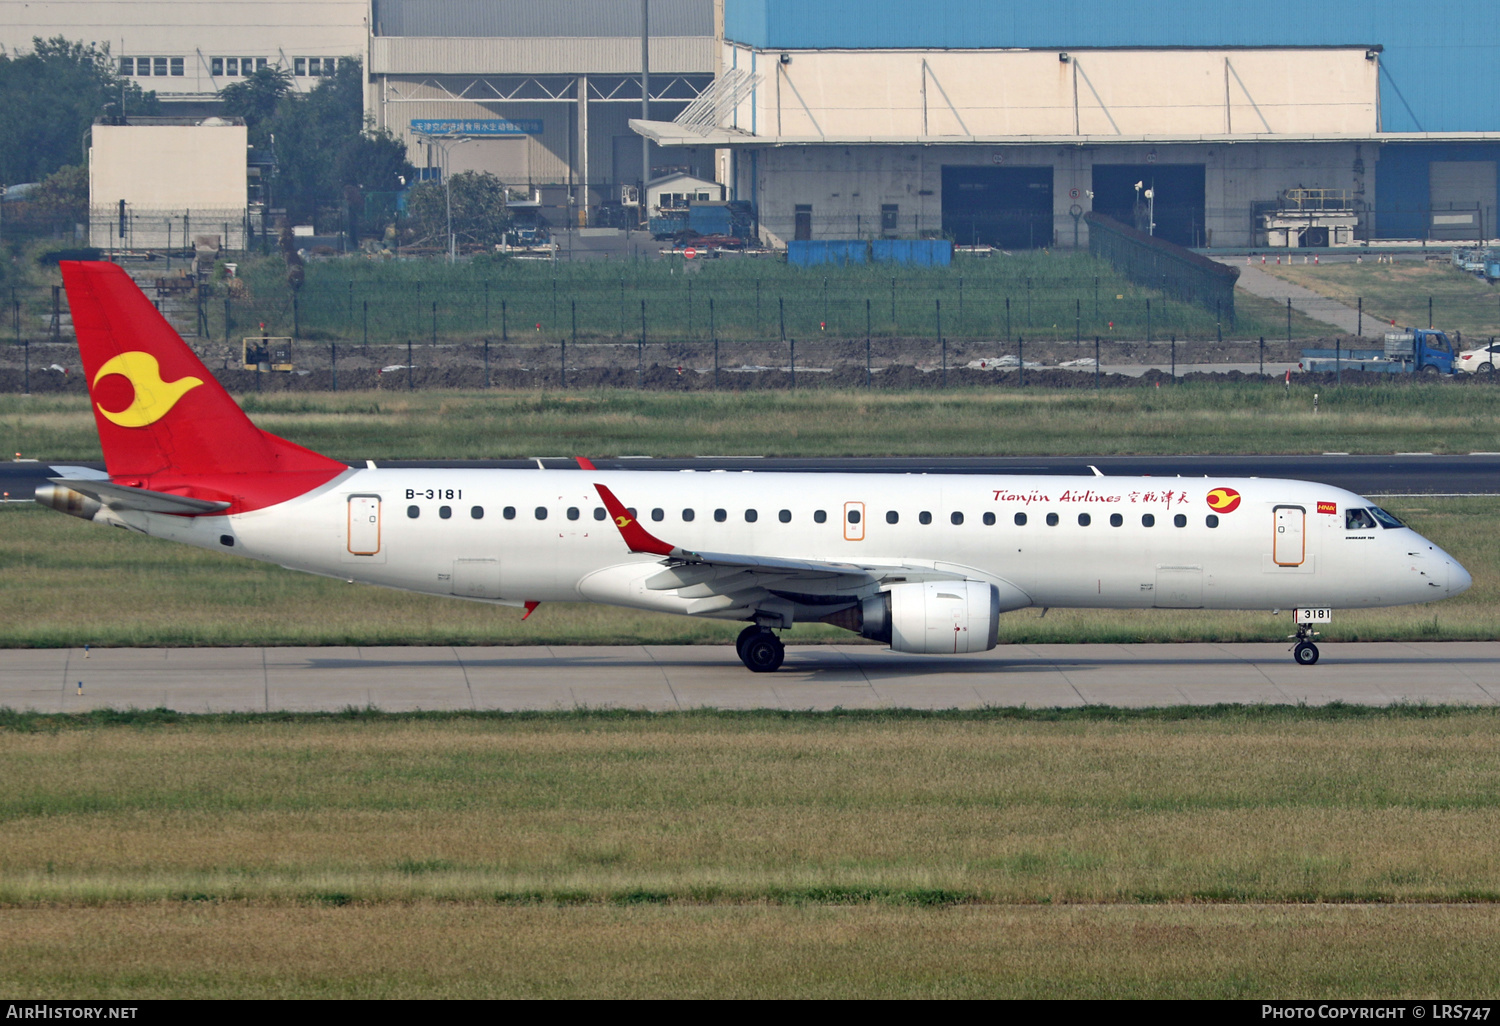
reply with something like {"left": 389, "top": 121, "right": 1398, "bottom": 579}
{"left": 1290, "top": 623, "right": 1320, "bottom": 665}
{"left": 736, "top": 625, "right": 785, "bottom": 673}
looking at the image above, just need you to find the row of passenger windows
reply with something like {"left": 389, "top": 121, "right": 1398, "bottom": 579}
{"left": 404, "top": 503, "right": 1219, "bottom": 529}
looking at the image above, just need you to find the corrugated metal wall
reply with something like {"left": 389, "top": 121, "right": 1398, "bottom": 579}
{"left": 724, "top": 0, "right": 1500, "bottom": 133}
{"left": 375, "top": 0, "right": 712, "bottom": 38}
{"left": 371, "top": 35, "right": 714, "bottom": 74}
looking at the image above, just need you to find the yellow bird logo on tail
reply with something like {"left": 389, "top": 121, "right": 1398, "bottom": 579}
{"left": 92, "top": 352, "right": 203, "bottom": 428}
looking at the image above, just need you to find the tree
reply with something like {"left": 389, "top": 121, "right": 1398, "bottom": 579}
{"left": 0, "top": 37, "right": 158, "bottom": 185}
{"left": 26, "top": 164, "right": 88, "bottom": 223}
{"left": 245, "top": 58, "right": 412, "bottom": 230}
{"left": 405, "top": 171, "right": 511, "bottom": 251}
{"left": 219, "top": 66, "right": 293, "bottom": 142}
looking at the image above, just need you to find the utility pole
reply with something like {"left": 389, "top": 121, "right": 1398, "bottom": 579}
{"left": 640, "top": 0, "right": 650, "bottom": 226}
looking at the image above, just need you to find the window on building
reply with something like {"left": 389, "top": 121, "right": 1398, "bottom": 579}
{"left": 881, "top": 204, "right": 899, "bottom": 233}
{"left": 224, "top": 57, "right": 238, "bottom": 76}
{"left": 211, "top": 57, "right": 223, "bottom": 76}
{"left": 255, "top": 58, "right": 268, "bottom": 73}
{"left": 119, "top": 57, "right": 134, "bottom": 75}
{"left": 294, "top": 57, "right": 306, "bottom": 76}
{"left": 153, "top": 57, "right": 168, "bottom": 76}
{"left": 170, "top": 57, "right": 184, "bottom": 76}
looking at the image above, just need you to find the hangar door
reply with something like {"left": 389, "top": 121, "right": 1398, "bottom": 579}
{"left": 941, "top": 166, "right": 1053, "bottom": 249}
{"left": 1430, "top": 162, "right": 1497, "bottom": 242}
{"left": 1091, "top": 165, "right": 1207, "bottom": 248}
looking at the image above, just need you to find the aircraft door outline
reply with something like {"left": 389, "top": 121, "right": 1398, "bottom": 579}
{"left": 347, "top": 494, "right": 382, "bottom": 555}
{"left": 1273, "top": 505, "right": 1306, "bottom": 566}
{"left": 844, "top": 501, "right": 865, "bottom": 542}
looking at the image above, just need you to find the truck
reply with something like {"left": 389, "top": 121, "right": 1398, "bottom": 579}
{"left": 1300, "top": 329, "right": 1457, "bottom": 375}
{"left": 649, "top": 200, "right": 755, "bottom": 245}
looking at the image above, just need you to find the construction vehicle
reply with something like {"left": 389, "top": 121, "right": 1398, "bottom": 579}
{"left": 1300, "top": 328, "right": 1456, "bottom": 375}
{"left": 243, "top": 335, "right": 294, "bottom": 372}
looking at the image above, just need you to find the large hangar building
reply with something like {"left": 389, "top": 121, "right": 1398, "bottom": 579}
{"left": 633, "top": 0, "right": 1500, "bottom": 249}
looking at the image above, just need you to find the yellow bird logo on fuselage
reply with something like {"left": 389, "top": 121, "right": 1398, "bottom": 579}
{"left": 92, "top": 352, "right": 203, "bottom": 428}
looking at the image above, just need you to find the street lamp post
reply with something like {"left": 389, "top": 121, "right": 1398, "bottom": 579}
{"left": 418, "top": 132, "right": 470, "bottom": 263}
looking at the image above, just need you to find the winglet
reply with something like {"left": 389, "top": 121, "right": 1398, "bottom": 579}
{"left": 576, "top": 457, "right": 597, "bottom": 471}
{"left": 594, "top": 482, "right": 680, "bottom": 558}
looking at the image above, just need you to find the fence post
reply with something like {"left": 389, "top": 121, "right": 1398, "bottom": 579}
{"left": 293, "top": 294, "right": 299, "bottom": 339}
{"left": 619, "top": 278, "right": 625, "bottom": 340}
{"left": 890, "top": 277, "right": 896, "bottom": 325}
{"left": 16, "top": 300, "right": 27, "bottom": 394}
{"left": 330, "top": 343, "right": 337, "bottom": 392}
{"left": 501, "top": 300, "right": 508, "bottom": 342}
{"left": 484, "top": 337, "right": 491, "bottom": 388}
{"left": 1429, "top": 296, "right": 1433, "bottom": 329}
{"left": 1095, "top": 336, "right": 1100, "bottom": 389}
{"left": 484, "top": 280, "right": 490, "bottom": 331}
{"left": 866, "top": 298, "right": 872, "bottom": 389}
{"left": 566, "top": 300, "right": 574, "bottom": 389}
{"left": 51, "top": 286, "right": 60, "bottom": 342}
{"left": 688, "top": 278, "right": 693, "bottom": 339}
{"left": 1259, "top": 336, "right": 1264, "bottom": 376}
{"left": 1093, "top": 276, "right": 1099, "bottom": 320}
{"left": 1216, "top": 300, "right": 1222, "bottom": 345}
{"left": 710, "top": 297, "right": 717, "bottom": 389}
{"left": 431, "top": 301, "right": 437, "bottom": 347}
{"left": 937, "top": 299, "right": 945, "bottom": 388}
{"left": 1005, "top": 297, "right": 1011, "bottom": 343}
{"left": 1171, "top": 335, "right": 1176, "bottom": 381}
{"left": 1018, "top": 335, "right": 1024, "bottom": 388}
{"left": 552, "top": 277, "right": 557, "bottom": 324}
{"left": 639, "top": 299, "right": 645, "bottom": 389}
{"left": 1026, "top": 277, "right": 1032, "bottom": 326}
{"left": 224, "top": 296, "right": 231, "bottom": 345}
{"left": 363, "top": 300, "right": 368, "bottom": 346}
{"left": 407, "top": 338, "right": 413, "bottom": 391}
{"left": 1146, "top": 298, "right": 1151, "bottom": 344}
{"left": 1287, "top": 298, "right": 1292, "bottom": 348}
{"left": 755, "top": 278, "right": 761, "bottom": 337}
{"left": 1075, "top": 298, "right": 1080, "bottom": 347}
{"left": 790, "top": 338, "right": 796, "bottom": 389}
{"left": 1357, "top": 296, "right": 1362, "bottom": 337}
{"left": 779, "top": 297, "right": 786, "bottom": 343}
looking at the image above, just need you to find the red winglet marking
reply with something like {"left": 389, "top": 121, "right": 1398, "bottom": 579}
{"left": 576, "top": 457, "right": 597, "bottom": 471}
{"left": 594, "top": 482, "right": 675, "bottom": 557}
{"left": 522, "top": 601, "right": 540, "bottom": 620}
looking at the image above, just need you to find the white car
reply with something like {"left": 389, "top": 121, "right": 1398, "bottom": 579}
{"left": 1456, "top": 342, "right": 1500, "bottom": 375}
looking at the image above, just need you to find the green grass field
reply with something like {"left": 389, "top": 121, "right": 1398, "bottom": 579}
{"left": 2, "top": 709, "right": 1499, "bottom": 997}
{"left": 1264, "top": 260, "right": 1500, "bottom": 341}
{"left": 6, "top": 382, "right": 1500, "bottom": 463}
{"left": 189, "top": 250, "right": 1329, "bottom": 345}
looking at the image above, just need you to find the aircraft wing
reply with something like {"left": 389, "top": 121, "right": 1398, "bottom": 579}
{"left": 46, "top": 478, "right": 231, "bottom": 515}
{"left": 593, "top": 482, "right": 964, "bottom": 616}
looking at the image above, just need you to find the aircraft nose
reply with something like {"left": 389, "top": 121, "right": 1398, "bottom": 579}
{"left": 1448, "top": 559, "right": 1473, "bottom": 596}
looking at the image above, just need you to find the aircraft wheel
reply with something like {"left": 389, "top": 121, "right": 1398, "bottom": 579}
{"left": 735, "top": 624, "right": 762, "bottom": 661}
{"left": 740, "top": 630, "right": 785, "bottom": 673}
{"left": 1293, "top": 641, "right": 1320, "bottom": 666}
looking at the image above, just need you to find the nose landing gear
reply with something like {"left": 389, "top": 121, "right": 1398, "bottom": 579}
{"left": 736, "top": 624, "right": 786, "bottom": 673}
{"left": 1289, "top": 623, "right": 1320, "bottom": 665}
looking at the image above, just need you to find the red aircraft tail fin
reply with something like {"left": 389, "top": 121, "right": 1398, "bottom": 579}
{"left": 61, "top": 261, "right": 343, "bottom": 485}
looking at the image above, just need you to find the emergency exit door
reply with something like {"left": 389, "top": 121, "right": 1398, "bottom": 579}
{"left": 1273, "top": 505, "right": 1305, "bottom": 566}
{"left": 348, "top": 495, "right": 382, "bottom": 555}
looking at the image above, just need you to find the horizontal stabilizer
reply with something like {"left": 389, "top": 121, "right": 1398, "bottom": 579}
{"left": 46, "top": 478, "right": 231, "bottom": 515}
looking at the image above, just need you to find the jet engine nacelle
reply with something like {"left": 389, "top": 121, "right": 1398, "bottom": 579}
{"left": 861, "top": 581, "right": 1003, "bottom": 654}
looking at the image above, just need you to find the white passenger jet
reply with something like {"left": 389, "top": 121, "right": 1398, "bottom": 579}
{"left": 36, "top": 262, "right": 1470, "bottom": 671}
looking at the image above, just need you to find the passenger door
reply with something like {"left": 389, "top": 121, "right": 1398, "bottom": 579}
{"left": 347, "top": 495, "right": 381, "bottom": 556}
{"left": 1273, "top": 505, "right": 1306, "bottom": 567}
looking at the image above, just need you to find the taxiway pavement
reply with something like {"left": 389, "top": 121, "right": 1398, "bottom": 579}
{"left": 5, "top": 642, "right": 1498, "bottom": 713}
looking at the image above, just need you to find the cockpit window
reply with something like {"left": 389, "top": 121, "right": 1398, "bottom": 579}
{"left": 1345, "top": 508, "right": 1377, "bottom": 530}
{"left": 1369, "top": 506, "right": 1407, "bottom": 529}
